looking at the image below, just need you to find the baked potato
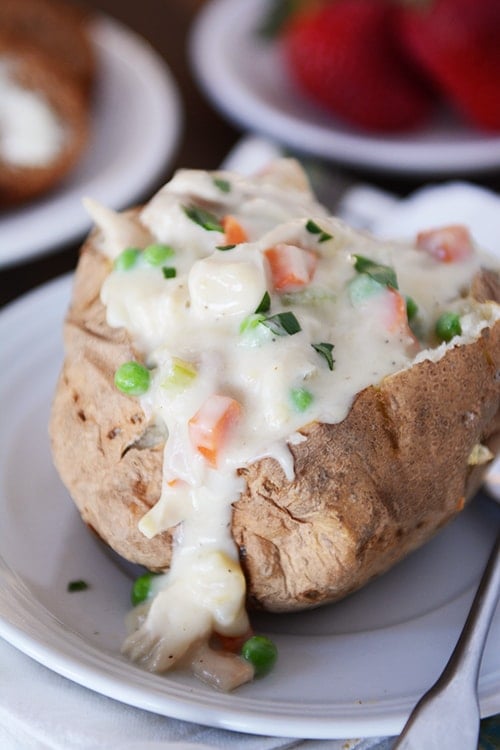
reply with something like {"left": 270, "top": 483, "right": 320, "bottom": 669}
{"left": 50, "top": 161, "right": 500, "bottom": 683}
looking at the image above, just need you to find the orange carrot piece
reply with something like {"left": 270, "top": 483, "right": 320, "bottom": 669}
{"left": 416, "top": 225, "right": 474, "bottom": 263}
{"left": 188, "top": 395, "right": 241, "bottom": 467}
{"left": 222, "top": 215, "right": 248, "bottom": 244}
{"left": 264, "top": 243, "right": 317, "bottom": 292}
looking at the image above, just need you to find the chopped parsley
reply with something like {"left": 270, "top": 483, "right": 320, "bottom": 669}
{"left": 311, "top": 342, "right": 335, "bottom": 370}
{"left": 182, "top": 205, "right": 224, "bottom": 232}
{"left": 262, "top": 311, "right": 301, "bottom": 336}
{"left": 162, "top": 266, "right": 177, "bottom": 279}
{"left": 255, "top": 291, "right": 271, "bottom": 314}
{"left": 213, "top": 177, "right": 231, "bottom": 193}
{"left": 216, "top": 244, "right": 236, "bottom": 251}
{"left": 306, "top": 219, "right": 332, "bottom": 243}
{"left": 353, "top": 255, "right": 398, "bottom": 289}
{"left": 67, "top": 580, "right": 89, "bottom": 592}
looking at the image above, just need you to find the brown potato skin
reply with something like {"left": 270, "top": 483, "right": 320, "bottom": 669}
{"left": 50, "top": 231, "right": 500, "bottom": 611}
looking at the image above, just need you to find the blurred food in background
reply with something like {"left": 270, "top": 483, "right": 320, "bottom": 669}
{"left": 261, "top": 0, "right": 500, "bottom": 134}
{"left": 0, "top": 0, "right": 95, "bottom": 207}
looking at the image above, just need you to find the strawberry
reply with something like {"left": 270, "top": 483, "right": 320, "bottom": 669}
{"left": 396, "top": 0, "right": 500, "bottom": 131}
{"left": 281, "top": 0, "right": 435, "bottom": 132}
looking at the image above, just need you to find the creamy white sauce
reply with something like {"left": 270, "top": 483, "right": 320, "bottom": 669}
{"left": 0, "top": 60, "right": 66, "bottom": 167}
{"left": 92, "top": 161, "right": 500, "bottom": 680}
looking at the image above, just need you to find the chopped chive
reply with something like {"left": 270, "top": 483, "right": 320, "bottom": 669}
{"left": 162, "top": 266, "right": 177, "bottom": 279}
{"left": 216, "top": 244, "right": 236, "bottom": 251}
{"left": 67, "top": 579, "right": 89, "bottom": 592}
{"left": 114, "top": 247, "right": 141, "bottom": 271}
{"left": 143, "top": 243, "right": 175, "bottom": 266}
{"left": 311, "top": 342, "right": 335, "bottom": 370}
{"left": 182, "top": 204, "right": 224, "bottom": 232}
{"left": 290, "top": 387, "right": 314, "bottom": 412}
{"left": 213, "top": 177, "right": 231, "bottom": 193}
{"left": 353, "top": 255, "right": 398, "bottom": 290}
{"left": 262, "top": 311, "right": 301, "bottom": 336}
{"left": 255, "top": 291, "right": 271, "bottom": 314}
{"left": 306, "top": 219, "right": 332, "bottom": 243}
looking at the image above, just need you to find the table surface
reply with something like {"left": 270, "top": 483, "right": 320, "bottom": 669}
{"left": 1, "top": 0, "right": 500, "bottom": 309}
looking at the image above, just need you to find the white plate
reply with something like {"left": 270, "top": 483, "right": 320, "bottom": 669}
{"left": 0, "top": 15, "right": 182, "bottom": 269}
{"left": 0, "top": 275, "right": 499, "bottom": 740}
{"left": 190, "top": 0, "right": 500, "bottom": 176}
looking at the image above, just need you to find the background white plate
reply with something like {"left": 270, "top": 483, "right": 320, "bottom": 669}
{"left": 0, "top": 276, "right": 499, "bottom": 740}
{"left": 190, "top": 0, "right": 500, "bottom": 176}
{"left": 0, "top": 15, "right": 182, "bottom": 269}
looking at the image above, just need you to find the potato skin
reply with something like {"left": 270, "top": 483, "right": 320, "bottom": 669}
{"left": 50, "top": 231, "right": 500, "bottom": 611}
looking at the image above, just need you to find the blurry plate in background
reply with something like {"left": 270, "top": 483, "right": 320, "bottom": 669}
{"left": 190, "top": 0, "right": 500, "bottom": 177}
{"left": 0, "top": 15, "right": 182, "bottom": 269}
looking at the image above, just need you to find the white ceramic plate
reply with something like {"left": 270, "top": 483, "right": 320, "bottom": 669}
{"left": 0, "top": 15, "right": 182, "bottom": 269}
{"left": 0, "top": 275, "right": 499, "bottom": 740}
{"left": 190, "top": 0, "right": 500, "bottom": 176}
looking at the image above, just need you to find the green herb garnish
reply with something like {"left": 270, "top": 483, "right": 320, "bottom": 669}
{"left": 213, "top": 177, "right": 231, "bottom": 193}
{"left": 311, "top": 342, "right": 335, "bottom": 370}
{"left": 306, "top": 219, "right": 332, "bottom": 243}
{"left": 353, "top": 255, "right": 398, "bottom": 289}
{"left": 255, "top": 291, "right": 271, "bottom": 314}
{"left": 162, "top": 266, "right": 177, "bottom": 279}
{"left": 262, "top": 311, "right": 301, "bottom": 336}
{"left": 182, "top": 205, "right": 224, "bottom": 232}
{"left": 216, "top": 244, "right": 236, "bottom": 251}
{"left": 67, "top": 580, "right": 89, "bottom": 592}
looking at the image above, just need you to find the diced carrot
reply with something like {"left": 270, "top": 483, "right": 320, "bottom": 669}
{"left": 188, "top": 394, "right": 241, "bottom": 467}
{"left": 222, "top": 215, "right": 248, "bottom": 244}
{"left": 416, "top": 225, "right": 474, "bottom": 263}
{"left": 383, "top": 288, "right": 420, "bottom": 353}
{"left": 264, "top": 243, "right": 317, "bottom": 292}
{"left": 213, "top": 628, "right": 254, "bottom": 654}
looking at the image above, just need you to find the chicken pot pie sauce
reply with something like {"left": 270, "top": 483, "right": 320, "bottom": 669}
{"left": 91, "top": 161, "right": 499, "bottom": 683}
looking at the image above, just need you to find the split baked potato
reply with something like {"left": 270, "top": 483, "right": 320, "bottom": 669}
{"left": 50, "top": 162, "right": 500, "bottom": 626}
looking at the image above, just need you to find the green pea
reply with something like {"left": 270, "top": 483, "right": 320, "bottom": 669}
{"left": 114, "top": 247, "right": 141, "bottom": 271}
{"left": 131, "top": 572, "right": 156, "bottom": 606}
{"left": 114, "top": 361, "right": 150, "bottom": 395}
{"left": 435, "top": 312, "right": 462, "bottom": 343}
{"left": 143, "top": 243, "right": 175, "bottom": 266}
{"left": 241, "top": 635, "right": 278, "bottom": 677}
{"left": 290, "top": 387, "right": 314, "bottom": 412}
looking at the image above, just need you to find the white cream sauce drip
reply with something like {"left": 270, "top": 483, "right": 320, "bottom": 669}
{"left": 0, "top": 60, "right": 66, "bottom": 167}
{"left": 94, "top": 161, "right": 499, "bottom": 676}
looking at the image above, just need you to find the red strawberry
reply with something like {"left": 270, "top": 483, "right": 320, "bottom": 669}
{"left": 281, "top": 0, "right": 435, "bottom": 132}
{"left": 396, "top": 0, "right": 500, "bottom": 131}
